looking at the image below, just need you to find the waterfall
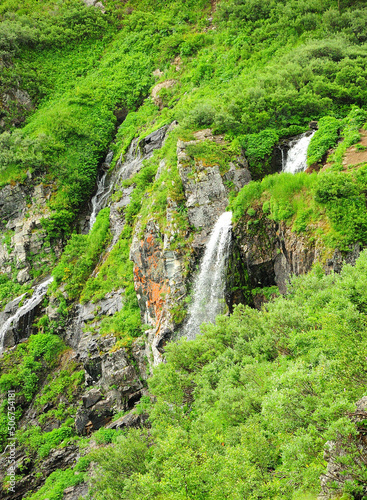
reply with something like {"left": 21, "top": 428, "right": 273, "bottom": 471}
{"left": 0, "top": 128, "right": 167, "bottom": 355}
{"left": 0, "top": 277, "right": 53, "bottom": 354}
{"left": 282, "top": 132, "right": 314, "bottom": 174}
{"left": 89, "top": 150, "right": 114, "bottom": 230}
{"left": 280, "top": 147, "right": 285, "bottom": 170}
{"left": 183, "top": 212, "right": 233, "bottom": 340}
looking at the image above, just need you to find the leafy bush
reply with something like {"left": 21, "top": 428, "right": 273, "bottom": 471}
{"left": 0, "top": 130, "right": 47, "bottom": 177}
{"left": 0, "top": 334, "right": 66, "bottom": 451}
{"left": 328, "top": 106, "right": 367, "bottom": 167}
{"left": 23, "top": 466, "right": 86, "bottom": 500}
{"left": 17, "top": 421, "right": 74, "bottom": 459}
{"left": 52, "top": 208, "right": 111, "bottom": 300}
{"left": 240, "top": 129, "right": 279, "bottom": 177}
{"left": 231, "top": 171, "right": 315, "bottom": 223}
{"left": 184, "top": 103, "right": 217, "bottom": 129}
{"left": 0, "top": 274, "right": 30, "bottom": 311}
{"left": 314, "top": 171, "right": 358, "bottom": 203}
{"left": 307, "top": 116, "right": 340, "bottom": 165}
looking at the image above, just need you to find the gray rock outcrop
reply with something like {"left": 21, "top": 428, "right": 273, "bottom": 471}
{"left": 177, "top": 132, "right": 251, "bottom": 249}
{"left": 234, "top": 208, "right": 360, "bottom": 295}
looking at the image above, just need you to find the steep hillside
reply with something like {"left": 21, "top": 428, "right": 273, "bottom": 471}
{"left": 0, "top": 0, "right": 367, "bottom": 499}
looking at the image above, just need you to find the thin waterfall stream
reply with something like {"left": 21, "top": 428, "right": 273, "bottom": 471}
{"left": 183, "top": 211, "right": 233, "bottom": 340}
{"left": 0, "top": 150, "right": 116, "bottom": 353}
{"left": 0, "top": 129, "right": 166, "bottom": 355}
{"left": 89, "top": 150, "right": 114, "bottom": 230}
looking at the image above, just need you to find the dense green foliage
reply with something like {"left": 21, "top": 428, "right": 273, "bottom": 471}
{"left": 2, "top": 0, "right": 367, "bottom": 233}
{"left": 90, "top": 252, "right": 367, "bottom": 499}
{"left": 231, "top": 108, "right": 367, "bottom": 250}
{"left": 52, "top": 207, "right": 111, "bottom": 300}
{"left": 307, "top": 116, "right": 340, "bottom": 166}
{"left": 0, "top": 273, "right": 30, "bottom": 310}
{"left": 2, "top": 0, "right": 367, "bottom": 498}
{"left": 0, "top": 334, "right": 66, "bottom": 450}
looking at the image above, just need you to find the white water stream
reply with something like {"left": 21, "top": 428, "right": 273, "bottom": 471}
{"left": 0, "top": 150, "right": 116, "bottom": 353}
{"left": 0, "top": 277, "right": 53, "bottom": 354}
{"left": 282, "top": 132, "right": 314, "bottom": 174}
{"left": 89, "top": 151, "right": 114, "bottom": 230}
{"left": 183, "top": 211, "right": 233, "bottom": 340}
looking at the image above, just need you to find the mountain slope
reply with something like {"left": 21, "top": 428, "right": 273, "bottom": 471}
{"left": 0, "top": 0, "right": 367, "bottom": 499}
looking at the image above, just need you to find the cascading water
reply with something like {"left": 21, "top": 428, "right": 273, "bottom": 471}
{"left": 282, "top": 132, "right": 315, "bottom": 174}
{"left": 117, "top": 138, "right": 142, "bottom": 184}
{"left": 89, "top": 151, "right": 114, "bottom": 230}
{"left": 0, "top": 151, "right": 116, "bottom": 352}
{"left": 0, "top": 128, "right": 167, "bottom": 355}
{"left": 183, "top": 211, "right": 233, "bottom": 340}
{"left": 0, "top": 277, "right": 53, "bottom": 354}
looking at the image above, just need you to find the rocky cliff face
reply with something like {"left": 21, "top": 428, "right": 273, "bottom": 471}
{"left": 0, "top": 181, "right": 59, "bottom": 286}
{"left": 130, "top": 128, "right": 251, "bottom": 365}
{"left": 177, "top": 130, "right": 251, "bottom": 249}
{"left": 233, "top": 207, "right": 361, "bottom": 298}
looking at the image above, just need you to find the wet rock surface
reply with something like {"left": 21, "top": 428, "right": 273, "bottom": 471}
{"left": 234, "top": 209, "right": 360, "bottom": 295}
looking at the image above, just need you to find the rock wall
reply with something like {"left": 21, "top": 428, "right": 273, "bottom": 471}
{"left": 233, "top": 208, "right": 360, "bottom": 297}
{"left": 130, "top": 129, "right": 251, "bottom": 365}
{"left": 0, "top": 182, "right": 60, "bottom": 285}
{"left": 3, "top": 123, "right": 358, "bottom": 499}
{"left": 177, "top": 130, "right": 251, "bottom": 249}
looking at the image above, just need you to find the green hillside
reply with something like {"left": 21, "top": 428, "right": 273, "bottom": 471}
{"left": 1, "top": 0, "right": 367, "bottom": 499}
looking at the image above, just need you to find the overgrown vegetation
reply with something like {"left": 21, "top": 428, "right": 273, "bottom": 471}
{"left": 2, "top": 0, "right": 367, "bottom": 498}
{"left": 51, "top": 207, "right": 111, "bottom": 300}
{"left": 0, "top": 334, "right": 67, "bottom": 450}
{"left": 87, "top": 251, "right": 367, "bottom": 499}
{"left": 2, "top": 0, "right": 367, "bottom": 233}
{"left": 231, "top": 107, "right": 367, "bottom": 251}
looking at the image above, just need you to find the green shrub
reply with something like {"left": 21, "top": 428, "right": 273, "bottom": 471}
{"left": 89, "top": 250, "right": 367, "bottom": 499}
{"left": 314, "top": 171, "right": 358, "bottom": 203}
{"left": 0, "top": 333, "right": 66, "bottom": 451}
{"left": 0, "top": 274, "right": 30, "bottom": 311}
{"left": 184, "top": 103, "right": 217, "bottom": 129}
{"left": 52, "top": 208, "right": 111, "bottom": 300}
{"left": 328, "top": 106, "right": 367, "bottom": 167}
{"left": 307, "top": 116, "right": 340, "bottom": 165}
